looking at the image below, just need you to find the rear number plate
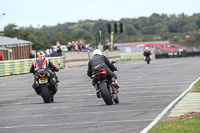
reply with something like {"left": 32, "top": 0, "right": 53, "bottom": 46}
{"left": 39, "top": 77, "right": 48, "bottom": 84}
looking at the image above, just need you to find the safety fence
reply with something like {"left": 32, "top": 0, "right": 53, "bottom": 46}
{"left": 121, "top": 53, "right": 155, "bottom": 61}
{"left": 0, "top": 57, "right": 63, "bottom": 77}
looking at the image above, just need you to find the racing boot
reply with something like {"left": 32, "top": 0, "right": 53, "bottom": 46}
{"left": 144, "top": 56, "right": 147, "bottom": 61}
{"left": 51, "top": 94, "right": 55, "bottom": 102}
{"left": 111, "top": 78, "right": 119, "bottom": 89}
{"left": 32, "top": 81, "right": 40, "bottom": 95}
{"left": 94, "top": 84, "right": 101, "bottom": 98}
{"left": 111, "top": 77, "right": 119, "bottom": 92}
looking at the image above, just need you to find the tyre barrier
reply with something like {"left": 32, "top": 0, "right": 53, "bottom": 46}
{"left": 0, "top": 57, "right": 63, "bottom": 77}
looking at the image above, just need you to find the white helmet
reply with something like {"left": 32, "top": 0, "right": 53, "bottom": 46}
{"left": 40, "top": 51, "right": 45, "bottom": 58}
{"left": 92, "top": 49, "right": 102, "bottom": 56}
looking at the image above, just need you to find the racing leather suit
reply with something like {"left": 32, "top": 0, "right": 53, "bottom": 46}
{"left": 87, "top": 54, "right": 118, "bottom": 87}
{"left": 30, "top": 56, "right": 59, "bottom": 95}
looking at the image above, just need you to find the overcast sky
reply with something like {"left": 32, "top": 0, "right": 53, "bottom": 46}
{"left": 0, "top": 0, "right": 199, "bottom": 30}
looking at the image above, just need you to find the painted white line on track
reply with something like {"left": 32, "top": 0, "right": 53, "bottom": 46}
{"left": 0, "top": 99, "right": 88, "bottom": 106}
{"left": 0, "top": 93, "right": 181, "bottom": 101}
{"left": 121, "top": 81, "right": 191, "bottom": 86}
{"left": 140, "top": 77, "right": 200, "bottom": 133}
{"left": 119, "top": 84, "right": 186, "bottom": 88}
{"left": 0, "top": 109, "right": 163, "bottom": 119}
{"left": 0, "top": 91, "right": 182, "bottom": 101}
{"left": 0, "top": 105, "right": 71, "bottom": 112}
{"left": 0, "top": 119, "right": 154, "bottom": 129}
{"left": 0, "top": 98, "right": 173, "bottom": 107}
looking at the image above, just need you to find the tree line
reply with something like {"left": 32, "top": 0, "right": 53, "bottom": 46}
{"left": 3, "top": 13, "right": 200, "bottom": 50}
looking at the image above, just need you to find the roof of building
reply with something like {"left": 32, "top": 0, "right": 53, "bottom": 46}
{"left": 0, "top": 36, "right": 33, "bottom": 46}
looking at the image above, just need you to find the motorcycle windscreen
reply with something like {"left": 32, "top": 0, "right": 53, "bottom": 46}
{"left": 39, "top": 77, "right": 48, "bottom": 84}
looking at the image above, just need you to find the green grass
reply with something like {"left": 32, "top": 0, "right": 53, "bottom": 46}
{"left": 148, "top": 116, "right": 200, "bottom": 133}
{"left": 193, "top": 80, "right": 200, "bottom": 90}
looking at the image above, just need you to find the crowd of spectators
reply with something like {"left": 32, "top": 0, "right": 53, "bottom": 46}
{"left": 67, "top": 40, "right": 92, "bottom": 52}
{"left": 44, "top": 41, "right": 115, "bottom": 57}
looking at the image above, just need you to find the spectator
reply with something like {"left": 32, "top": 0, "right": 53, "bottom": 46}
{"left": 67, "top": 42, "right": 72, "bottom": 51}
{"left": 81, "top": 42, "right": 86, "bottom": 51}
{"left": 104, "top": 43, "right": 110, "bottom": 51}
{"left": 0, "top": 54, "right": 3, "bottom": 61}
{"left": 84, "top": 43, "right": 92, "bottom": 51}
{"left": 78, "top": 40, "right": 83, "bottom": 51}
{"left": 114, "top": 46, "right": 118, "bottom": 50}
{"left": 98, "top": 43, "right": 103, "bottom": 51}
{"left": 29, "top": 51, "right": 35, "bottom": 58}
{"left": 72, "top": 41, "right": 78, "bottom": 51}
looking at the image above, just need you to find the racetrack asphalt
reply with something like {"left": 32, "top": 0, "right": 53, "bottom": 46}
{"left": 1, "top": 57, "right": 200, "bottom": 133}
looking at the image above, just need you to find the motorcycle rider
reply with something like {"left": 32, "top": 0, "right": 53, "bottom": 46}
{"left": 30, "top": 51, "right": 59, "bottom": 96}
{"left": 87, "top": 49, "right": 119, "bottom": 98}
{"left": 143, "top": 45, "right": 151, "bottom": 61}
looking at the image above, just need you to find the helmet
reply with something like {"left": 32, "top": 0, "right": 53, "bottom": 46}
{"left": 92, "top": 49, "right": 102, "bottom": 56}
{"left": 40, "top": 51, "right": 45, "bottom": 58}
{"left": 37, "top": 51, "right": 45, "bottom": 58}
{"left": 145, "top": 47, "right": 150, "bottom": 51}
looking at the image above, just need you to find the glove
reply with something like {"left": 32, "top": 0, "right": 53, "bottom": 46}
{"left": 54, "top": 68, "right": 59, "bottom": 72}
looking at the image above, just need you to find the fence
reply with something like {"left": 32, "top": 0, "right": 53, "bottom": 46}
{"left": 0, "top": 57, "right": 63, "bottom": 77}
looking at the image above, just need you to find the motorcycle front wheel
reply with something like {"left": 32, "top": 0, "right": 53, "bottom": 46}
{"left": 146, "top": 56, "right": 150, "bottom": 64}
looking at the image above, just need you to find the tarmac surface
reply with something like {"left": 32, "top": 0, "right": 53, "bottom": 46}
{"left": 1, "top": 57, "right": 200, "bottom": 133}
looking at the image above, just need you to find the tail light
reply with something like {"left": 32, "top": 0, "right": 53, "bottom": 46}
{"left": 92, "top": 69, "right": 107, "bottom": 80}
{"left": 39, "top": 73, "right": 46, "bottom": 77}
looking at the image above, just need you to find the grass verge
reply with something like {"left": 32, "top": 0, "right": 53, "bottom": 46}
{"left": 193, "top": 79, "right": 200, "bottom": 90}
{"left": 148, "top": 115, "right": 200, "bottom": 133}
{"left": 148, "top": 80, "right": 200, "bottom": 133}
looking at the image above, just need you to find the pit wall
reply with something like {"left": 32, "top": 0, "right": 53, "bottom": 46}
{"left": 0, "top": 57, "right": 63, "bottom": 77}
{"left": 63, "top": 50, "right": 121, "bottom": 68}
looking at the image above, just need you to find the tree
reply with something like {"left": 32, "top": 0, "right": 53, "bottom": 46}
{"left": 50, "top": 31, "right": 72, "bottom": 47}
{"left": 181, "top": 23, "right": 198, "bottom": 33}
{"left": 4, "top": 24, "right": 19, "bottom": 38}
{"left": 126, "top": 25, "right": 138, "bottom": 36}
{"left": 71, "top": 29, "right": 94, "bottom": 42}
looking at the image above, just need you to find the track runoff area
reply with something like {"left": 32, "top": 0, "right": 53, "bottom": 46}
{"left": 0, "top": 57, "right": 200, "bottom": 133}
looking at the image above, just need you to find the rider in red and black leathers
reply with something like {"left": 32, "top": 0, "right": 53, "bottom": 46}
{"left": 30, "top": 51, "right": 59, "bottom": 95}
{"left": 87, "top": 49, "right": 119, "bottom": 97}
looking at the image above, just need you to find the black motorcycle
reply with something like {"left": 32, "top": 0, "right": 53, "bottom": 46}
{"left": 34, "top": 67, "right": 58, "bottom": 103}
{"left": 144, "top": 50, "right": 151, "bottom": 64}
{"left": 92, "top": 60, "right": 119, "bottom": 105}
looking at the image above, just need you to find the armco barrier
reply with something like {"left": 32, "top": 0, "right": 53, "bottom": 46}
{"left": 0, "top": 57, "right": 63, "bottom": 77}
{"left": 120, "top": 53, "right": 155, "bottom": 61}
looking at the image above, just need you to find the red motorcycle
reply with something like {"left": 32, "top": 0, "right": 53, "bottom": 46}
{"left": 92, "top": 60, "right": 119, "bottom": 105}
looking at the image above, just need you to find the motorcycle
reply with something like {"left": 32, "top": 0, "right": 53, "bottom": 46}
{"left": 34, "top": 66, "right": 59, "bottom": 103}
{"left": 144, "top": 50, "right": 151, "bottom": 64}
{"left": 92, "top": 60, "right": 119, "bottom": 105}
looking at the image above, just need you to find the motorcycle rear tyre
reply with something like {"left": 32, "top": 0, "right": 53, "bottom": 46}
{"left": 99, "top": 81, "right": 113, "bottom": 105}
{"left": 41, "top": 84, "right": 51, "bottom": 103}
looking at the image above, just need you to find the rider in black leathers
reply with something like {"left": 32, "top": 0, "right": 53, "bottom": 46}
{"left": 143, "top": 46, "right": 151, "bottom": 61}
{"left": 87, "top": 49, "right": 119, "bottom": 98}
